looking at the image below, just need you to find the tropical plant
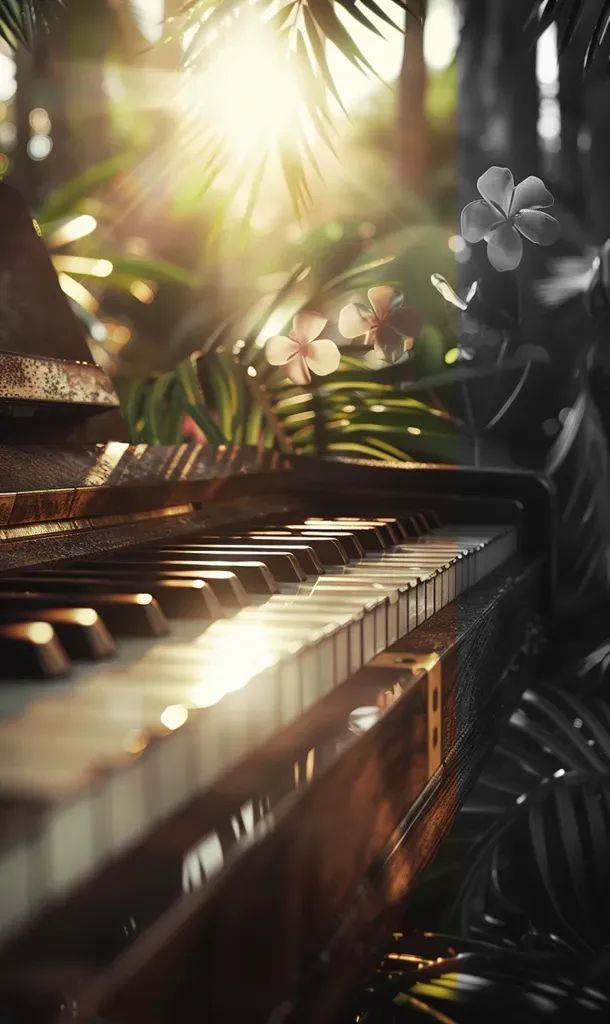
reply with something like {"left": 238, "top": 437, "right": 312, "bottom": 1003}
{"left": 528, "top": 0, "right": 610, "bottom": 69}
{"left": 0, "top": 0, "right": 65, "bottom": 49}
{"left": 349, "top": 932, "right": 610, "bottom": 1022}
{"left": 120, "top": 252, "right": 462, "bottom": 461}
{"left": 347, "top": 659, "right": 610, "bottom": 1022}
{"left": 26, "top": 152, "right": 197, "bottom": 373}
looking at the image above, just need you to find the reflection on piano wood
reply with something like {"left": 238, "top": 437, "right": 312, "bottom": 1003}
{"left": 0, "top": 182, "right": 555, "bottom": 1024}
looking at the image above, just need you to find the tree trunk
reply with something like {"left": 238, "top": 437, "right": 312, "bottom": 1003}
{"left": 395, "top": 0, "right": 428, "bottom": 195}
{"left": 457, "top": 0, "right": 490, "bottom": 196}
{"left": 557, "top": 11, "right": 586, "bottom": 213}
{"left": 584, "top": 70, "right": 610, "bottom": 242}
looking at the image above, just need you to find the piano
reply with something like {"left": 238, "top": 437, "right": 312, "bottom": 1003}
{"left": 0, "top": 183, "right": 555, "bottom": 1024}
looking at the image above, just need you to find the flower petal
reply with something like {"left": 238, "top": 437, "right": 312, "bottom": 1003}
{"left": 510, "top": 176, "right": 554, "bottom": 213}
{"left": 513, "top": 209, "right": 560, "bottom": 246}
{"left": 367, "top": 285, "right": 397, "bottom": 322}
{"left": 486, "top": 223, "right": 524, "bottom": 272}
{"left": 388, "top": 306, "right": 422, "bottom": 339}
{"left": 292, "top": 309, "right": 327, "bottom": 344}
{"left": 265, "top": 335, "right": 301, "bottom": 366}
{"left": 477, "top": 166, "right": 514, "bottom": 214}
{"left": 461, "top": 200, "right": 504, "bottom": 243}
{"left": 182, "top": 414, "right": 206, "bottom": 443}
{"left": 338, "top": 302, "right": 375, "bottom": 339}
{"left": 431, "top": 272, "right": 468, "bottom": 310}
{"left": 305, "top": 338, "right": 341, "bottom": 377}
{"left": 285, "top": 354, "right": 311, "bottom": 385}
{"left": 373, "top": 323, "right": 408, "bottom": 364}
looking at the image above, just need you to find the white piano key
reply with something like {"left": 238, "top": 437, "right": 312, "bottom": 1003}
{"left": 0, "top": 837, "right": 33, "bottom": 941}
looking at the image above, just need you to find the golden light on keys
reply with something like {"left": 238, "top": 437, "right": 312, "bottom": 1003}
{"left": 29, "top": 622, "right": 54, "bottom": 645}
{"left": 189, "top": 679, "right": 225, "bottom": 709}
{"left": 189, "top": 628, "right": 275, "bottom": 707}
{"left": 213, "top": 632, "right": 275, "bottom": 694}
{"left": 160, "top": 704, "right": 189, "bottom": 731}
{"left": 123, "top": 729, "right": 149, "bottom": 755}
{"left": 72, "top": 608, "right": 98, "bottom": 626}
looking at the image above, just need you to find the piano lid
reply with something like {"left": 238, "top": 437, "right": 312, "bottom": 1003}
{"left": 0, "top": 183, "right": 123, "bottom": 441}
{"left": 0, "top": 182, "right": 97, "bottom": 363}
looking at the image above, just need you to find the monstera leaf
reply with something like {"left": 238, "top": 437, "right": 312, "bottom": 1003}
{"left": 351, "top": 680, "right": 610, "bottom": 1023}
{"left": 422, "top": 682, "right": 610, "bottom": 957}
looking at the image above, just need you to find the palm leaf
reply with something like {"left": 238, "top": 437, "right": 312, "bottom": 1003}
{"left": 528, "top": 0, "right": 610, "bottom": 69}
{"left": 351, "top": 933, "right": 610, "bottom": 1022}
{"left": 175, "top": 0, "right": 409, "bottom": 215}
{"left": 36, "top": 153, "right": 135, "bottom": 225}
{"left": 438, "top": 681, "right": 610, "bottom": 954}
{"left": 0, "top": 0, "right": 64, "bottom": 49}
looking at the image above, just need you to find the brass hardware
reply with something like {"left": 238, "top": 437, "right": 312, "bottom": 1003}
{"left": 368, "top": 649, "right": 442, "bottom": 776}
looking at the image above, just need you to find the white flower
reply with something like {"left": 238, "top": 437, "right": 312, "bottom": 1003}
{"left": 265, "top": 310, "right": 341, "bottom": 384}
{"left": 338, "top": 286, "right": 421, "bottom": 364}
{"left": 461, "top": 167, "right": 560, "bottom": 272}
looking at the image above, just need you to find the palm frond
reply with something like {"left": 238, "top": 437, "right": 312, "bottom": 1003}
{"left": 175, "top": 0, "right": 411, "bottom": 216}
{"left": 528, "top": 0, "right": 610, "bottom": 70}
{"left": 0, "top": 0, "right": 63, "bottom": 49}
{"left": 351, "top": 932, "right": 610, "bottom": 1022}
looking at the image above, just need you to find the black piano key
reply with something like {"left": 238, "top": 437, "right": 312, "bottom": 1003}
{"left": 360, "top": 517, "right": 402, "bottom": 541}
{"left": 305, "top": 519, "right": 393, "bottom": 549}
{"left": 165, "top": 543, "right": 322, "bottom": 576}
{"left": 75, "top": 564, "right": 248, "bottom": 610}
{"left": 2, "top": 575, "right": 220, "bottom": 621}
{"left": 94, "top": 556, "right": 277, "bottom": 595}
{"left": 30, "top": 568, "right": 229, "bottom": 618}
{"left": 0, "top": 591, "right": 168, "bottom": 637}
{"left": 145, "top": 565, "right": 276, "bottom": 598}
{"left": 0, "top": 622, "right": 70, "bottom": 679}
{"left": 145, "top": 548, "right": 304, "bottom": 584}
{"left": 371, "top": 518, "right": 409, "bottom": 542}
{"left": 284, "top": 527, "right": 365, "bottom": 559}
{"left": 414, "top": 512, "right": 433, "bottom": 534}
{"left": 242, "top": 533, "right": 349, "bottom": 567}
{"left": 0, "top": 608, "right": 115, "bottom": 661}
{"left": 395, "top": 515, "right": 424, "bottom": 538}
{"left": 171, "top": 540, "right": 323, "bottom": 581}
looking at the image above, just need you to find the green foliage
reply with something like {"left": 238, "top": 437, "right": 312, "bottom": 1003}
{"left": 0, "top": 0, "right": 63, "bottom": 49}
{"left": 172, "top": 1, "right": 417, "bottom": 215}
{"left": 32, "top": 157, "right": 197, "bottom": 367}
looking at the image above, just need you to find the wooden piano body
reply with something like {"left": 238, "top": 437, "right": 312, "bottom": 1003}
{"left": 0, "top": 184, "right": 555, "bottom": 1023}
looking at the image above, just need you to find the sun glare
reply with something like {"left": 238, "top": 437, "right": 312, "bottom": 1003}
{"left": 424, "top": 0, "right": 459, "bottom": 72}
{"left": 182, "top": 13, "right": 300, "bottom": 170}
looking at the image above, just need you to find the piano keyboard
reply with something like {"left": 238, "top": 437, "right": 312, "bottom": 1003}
{"left": 0, "top": 512, "right": 516, "bottom": 946}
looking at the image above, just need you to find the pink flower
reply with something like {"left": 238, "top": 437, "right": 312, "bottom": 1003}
{"left": 182, "top": 413, "right": 206, "bottom": 443}
{"left": 461, "top": 167, "right": 559, "bottom": 273}
{"left": 265, "top": 310, "right": 341, "bottom": 384}
{"left": 338, "top": 286, "right": 421, "bottom": 364}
